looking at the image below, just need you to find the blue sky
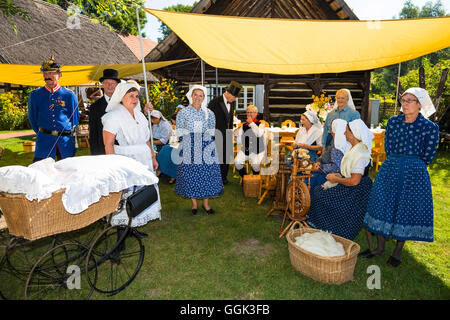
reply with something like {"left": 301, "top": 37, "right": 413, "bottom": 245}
{"left": 143, "top": 0, "right": 450, "bottom": 41}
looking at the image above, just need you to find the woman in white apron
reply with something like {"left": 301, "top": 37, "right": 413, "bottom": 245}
{"left": 102, "top": 82, "right": 162, "bottom": 231}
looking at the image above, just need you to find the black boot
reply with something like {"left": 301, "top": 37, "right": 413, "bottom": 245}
{"left": 238, "top": 168, "right": 247, "bottom": 178}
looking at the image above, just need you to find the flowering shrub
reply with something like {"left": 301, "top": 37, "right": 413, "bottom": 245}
{"left": 306, "top": 92, "right": 334, "bottom": 122}
{"left": 147, "top": 78, "right": 184, "bottom": 117}
{"left": 0, "top": 92, "right": 29, "bottom": 130}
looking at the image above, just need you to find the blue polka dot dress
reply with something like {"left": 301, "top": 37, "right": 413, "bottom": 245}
{"left": 364, "top": 113, "right": 439, "bottom": 242}
{"left": 307, "top": 175, "right": 373, "bottom": 241}
{"left": 174, "top": 106, "right": 224, "bottom": 199}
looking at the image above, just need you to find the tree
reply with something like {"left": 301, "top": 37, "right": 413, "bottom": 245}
{"left": 2, "top": 0, "right": 148, "bottom": 36}
{"left": 158, "top": 2, "right": 198, "bottom": 41}
{"left": 371, "top": 0, "right": 449, "bottom": 98}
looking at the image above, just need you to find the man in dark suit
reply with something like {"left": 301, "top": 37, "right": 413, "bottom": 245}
{"left": 208, "top": 81, "right": 243, "bottom": 185}
{"left": 88, "top": 69, "right": 121, "bottom": 155}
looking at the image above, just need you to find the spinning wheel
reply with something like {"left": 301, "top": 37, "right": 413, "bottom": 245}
{"left": 279, "top": 157, "right": 313, "bottom": 238}
{"left": 258, "top": 172, "right": 277, "bottom": 205}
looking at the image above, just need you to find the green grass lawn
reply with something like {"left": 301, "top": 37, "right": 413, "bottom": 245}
{"left": 0, "top": 136, "right": 449, "bottom": 300}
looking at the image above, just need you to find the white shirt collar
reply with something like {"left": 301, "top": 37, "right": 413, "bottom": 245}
{"left": 104, "top": 94, "right": 111, "bottom": 103}
{"left": 223, "top": 94, "right": 230, "bottom": 112}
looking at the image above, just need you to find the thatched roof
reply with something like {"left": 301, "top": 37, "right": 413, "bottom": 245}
{"left": 0, "top": 0, "right": 138, "bottom": 65}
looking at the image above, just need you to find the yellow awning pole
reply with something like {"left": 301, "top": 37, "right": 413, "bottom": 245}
{"left": 136, "top": 5, "right": 154, "bottom": 151}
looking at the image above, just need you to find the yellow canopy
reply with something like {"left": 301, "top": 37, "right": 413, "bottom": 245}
{"left": 0, "top": 59, "right": 194, "bottom": 86}
{"left": 145, "top": 9, "right": 450, "bottom": 75}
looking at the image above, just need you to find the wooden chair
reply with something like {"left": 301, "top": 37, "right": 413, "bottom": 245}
{"left": 281, "top": 119, "right": 296, "bottom": 128}
{"left": 257, "top": 163, "right": 277, "bottom": 205}
{"left": 77, "top": 124, "right": 90, "bottom": 148}
{"left": 371, "top": 131, "right": 386, "bottom": 171}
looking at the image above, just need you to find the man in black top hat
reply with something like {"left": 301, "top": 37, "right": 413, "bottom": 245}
{"left": 208, "top": 81, "right": 243, "bottom": 185}
{"left": 88, "top": 69, "right": 121, "bottom": 155}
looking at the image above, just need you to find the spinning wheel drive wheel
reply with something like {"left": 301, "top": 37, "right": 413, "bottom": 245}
{"left": 85, "top": 225, "right": 145, "bottom": 296}
{"left": 24, "top": 242, "right": 94, "bottom": 300}
{"left": 285, "top": 179, "right": 310, "bottom": 218}
{"left": 279, "top": 179, "right": 310, "bottom": 238}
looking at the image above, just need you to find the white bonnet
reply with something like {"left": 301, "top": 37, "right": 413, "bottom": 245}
{"left": 401, "top": 87, "right": 436, "bottom": 118}
{"left": 348, "top": 119, "right": 374, "bottom": 152}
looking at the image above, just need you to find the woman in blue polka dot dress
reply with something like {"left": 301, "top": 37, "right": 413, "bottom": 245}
{"left": 306, "top": 119, "right": 374, "bottom": 241}
{"left": 174, "top": 85, "right": 223, "bottom": 214}
{"left": 362, "top": 88, "right": 440, "bottom": 267}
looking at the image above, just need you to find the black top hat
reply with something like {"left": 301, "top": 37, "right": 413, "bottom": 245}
{"left": 99, "top": 69, "right": 121, "bottom": 83}
{"left": 225, "top": 81, "right": 243, "bottom": 97}
{"left": 40, "top": 55, "right": 61, "bottom": 72}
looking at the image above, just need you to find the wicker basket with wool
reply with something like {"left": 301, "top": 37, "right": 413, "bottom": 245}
{"left": 286, "top": 221, "right": 360, "bottom": 285}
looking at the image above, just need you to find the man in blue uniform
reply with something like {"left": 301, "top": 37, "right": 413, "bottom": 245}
{"left": 28, "top": 56, "right": 79, "bottom": 162}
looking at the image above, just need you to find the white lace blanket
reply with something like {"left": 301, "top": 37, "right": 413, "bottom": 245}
{"left": 0, "top": 155, "right": 159, "bottom": 214}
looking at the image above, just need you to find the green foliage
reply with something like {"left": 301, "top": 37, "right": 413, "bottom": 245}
{"left": 399, "top": 58, "right": 450, "bottom": 118}
{"left": 32, "top": 0, "right": 147, "bottom": 35}
{"left": 0, "top": 0, "right": 30, "bottom": 34}
{"left": 371, "top": 0, "right": 449, "bottom": 98}
{"left": 147, "top": 78, "right": 184, "bottom": 117}
{"left": 158, "top": 2, "right": 198, "bottom": 41}
{"left": 0, "top": 92, "right": 29, "bottom": 130}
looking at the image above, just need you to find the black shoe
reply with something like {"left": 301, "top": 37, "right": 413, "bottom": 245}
{"left": 362, "top": 250, "right": 385, "bottom": 259}
{"left": 386, "top": 256, "right": 402, "bottom": 267}
{"left": 202, "top": 205, "right": 215, "bottom": 215}
{"left": 192, "top": 208, "right": 198, "bottom": 215}
{"left": 358, "top": 249, "right": 372, "bottom": 257}
{"left": 131, "top": 228, "right": 148, "bottom": 239}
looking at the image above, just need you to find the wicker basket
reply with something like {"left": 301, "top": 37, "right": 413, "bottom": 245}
{"left": 0, "top": 214, "right": 6, "bottom": 230}
{"left": 0, "top": 190, "right": 122, "bottom": 241}
{"left": 286, "top": 221, "right": 360, "bottom": 285}
{"left": 243, "top": 175, "right": 261, "bottom": 197}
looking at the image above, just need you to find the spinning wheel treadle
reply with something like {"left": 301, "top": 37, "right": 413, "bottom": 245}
{"left": 279, "top": 155, "right": 313, "bottom": 238}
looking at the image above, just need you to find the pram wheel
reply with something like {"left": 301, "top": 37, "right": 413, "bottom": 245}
{"left": 24, "top": 242, "right": 94, "bottom": 300}
{"left": 85, "top": 225, "right": 145, "bottom": 296}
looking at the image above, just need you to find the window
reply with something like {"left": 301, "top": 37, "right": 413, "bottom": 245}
{"left": 236, "top": 86, "right": 255, "bottom": 111}
{"left": 201, "top": 84, "right": 256, "bottom": 111}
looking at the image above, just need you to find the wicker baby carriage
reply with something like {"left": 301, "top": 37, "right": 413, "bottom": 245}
{"left": 0, "top": 189, "right": 122, "bottom": 241}
{"left": 286, "top": 221, "right": 360, "bottom": 285}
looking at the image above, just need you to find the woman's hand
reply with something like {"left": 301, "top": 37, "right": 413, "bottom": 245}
{"left": 296, "top": 143, "right": 309, "bottom": 149}
{"left": 326, "top": 173, "right": 342, "bottom": 183}
{"left": 143, "top": 102, "right": 153, "bottom": 116}
{"left": 312, "top": 162, "right": 320, "bottom": 172}
{"left": 153, "top": 157, "right": 159, "bottom": 171}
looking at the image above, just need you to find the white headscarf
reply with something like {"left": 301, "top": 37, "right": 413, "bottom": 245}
{"left": 303, "top": 110, "right": 322, "bottom": 129}
{"left": 295, "top": 111, "right": 323, "bottom": 146}
{"left": 401, "top": 87, "right": 436, "bottom": 119}
{"left": 150, "top": 110, "right": 167, "bottom": 121}
{"left": 331, "top": 119, "right": 351, "bottom": 154}
{"left": 335, "top": 89, "right": 356, "bottom": 110}
{"left": 348, "top": 119, "right": 374, "bottom": 152}
{"left": 105, "top": 82, "right": 137, "bottom": 113}
{"left": 186, "top": 85, "right": 209, "bottom": 120}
